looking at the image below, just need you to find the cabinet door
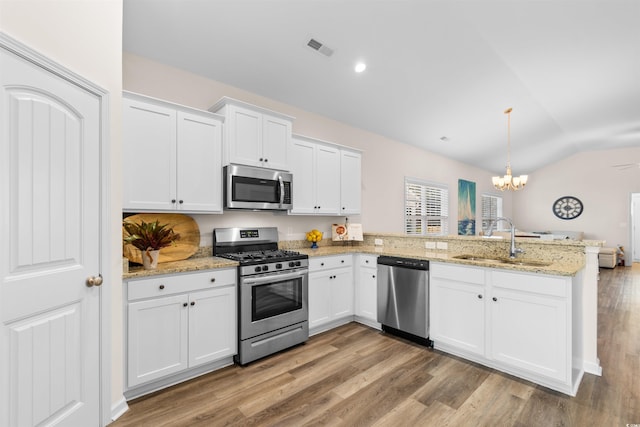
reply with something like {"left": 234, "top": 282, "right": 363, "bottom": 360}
{"left": 188, "top": 286, "right": 237, "bottom": 367}
{"left": 227, "top": 105, "right": 262, "bottom": 167}
{"left": 309, "top": 272, "right": 332, "bottom": 328}
{"left": 123, "top": 98, "right": 177, "bottom": 211}
{"left": 127, "top": 294, "right": 188, "bottom": 387}
{"left": 315, "top": 144, "right": 341, "bottom": 215}
{"left": 331, "top": 268, "right": 354, "bottom": 319}
{"left": 430, "top": 278, "right": 485, "bottom": 357}
{"left": 356, "top": 266, "right": 377, "bottom": 321}
{"left": 176, "top": 111, "right": 223, "bottom": 213}
{"left": 289, "top": 138, "right": 317, "bottom": 214}
{"left": 340, "top": 150, "right": 362, "bottom": 215}
{"left": 262, "top": 114, "right": 291, "bottom": 171}
{"left": 490, "top": 287, "right": 568, "bottom": 382}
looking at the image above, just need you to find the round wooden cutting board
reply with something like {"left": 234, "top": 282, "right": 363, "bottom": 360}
{"left": 123, "top": 213, "right": 200, "bottom": 265}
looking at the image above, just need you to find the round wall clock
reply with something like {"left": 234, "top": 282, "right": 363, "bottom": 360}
{"left": 552, "top": 196, "right": 583, "bottom": 220}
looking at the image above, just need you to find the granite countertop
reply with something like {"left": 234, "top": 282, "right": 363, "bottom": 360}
{"left": 296, "top": 245, "right": 584, "bottom": 277}
{"left": 123, "top": 244, "right": 584, "bottom": 280}
{"left": 123, "top": 256, "right": 238, "bottom": 280}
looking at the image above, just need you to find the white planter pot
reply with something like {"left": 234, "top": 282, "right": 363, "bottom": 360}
{"left": 142, "top": 249, "right": 160, "bottom": 270}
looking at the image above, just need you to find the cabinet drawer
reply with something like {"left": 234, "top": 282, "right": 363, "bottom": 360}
{"left": 430, "top": 262, "right": 485, "bottom": 284}
{"left": 359, "top": 254, "right": 378, "bottom": 268}
{"left": 128, "top": 268, "right": 236, "bottom": 301}
{"left": 310, "top": 255, "right": 353, "bottom": 271}
{"left": 491, "top": 271, "right": 568, "bottom": 297}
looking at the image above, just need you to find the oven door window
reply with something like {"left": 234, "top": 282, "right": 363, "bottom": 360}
{"left": 232, "top": 176, "right": 279, "bottom": 204}
{"left": 252, "top": 277, "right": 302, "bottom": 321}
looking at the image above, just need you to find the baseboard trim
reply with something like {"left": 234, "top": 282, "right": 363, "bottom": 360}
{"left": 583, "top": 359, "right": 603, "bottom": 376}
{"left": 110, "top": 396, "right": 129, "bottom": 422}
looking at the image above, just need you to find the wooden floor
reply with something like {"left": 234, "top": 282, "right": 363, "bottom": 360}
{"left": 112, "top": 264, "right": 640, "bottom": 426}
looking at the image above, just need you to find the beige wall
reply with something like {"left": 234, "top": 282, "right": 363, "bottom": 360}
{"left": 1, "top": 0, "right": 125, "bottom": 411}
{"left": 123, "top": 52, "right": 511, "bottom": 243}
{"left": 513, "top": 147, "right": 640, "bottom": 254}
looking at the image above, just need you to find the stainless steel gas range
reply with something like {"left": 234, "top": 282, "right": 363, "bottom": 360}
{"left": 213, "top": 227, "right": 309, "bottom": 365}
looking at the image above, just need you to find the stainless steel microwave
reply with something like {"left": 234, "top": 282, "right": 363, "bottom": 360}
{"left": 224, "top": 164, "right": 293, "bottom": 210}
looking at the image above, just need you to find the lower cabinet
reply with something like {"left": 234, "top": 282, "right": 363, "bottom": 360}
{"left": 308, "top": 255, "right": 354, "bottom": 333}
{"left": 430, "top": 262, "right": 581, "bottom": 396}
{"left": 355, "top": 254, "right": 379, "bottom": 327}
{"left": 125, "top": 269, "right": 236, "bottom": 393}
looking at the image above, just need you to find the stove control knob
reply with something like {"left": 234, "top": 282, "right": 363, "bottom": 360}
{"left": 254, "top": 266, "right": 261, "bottom": 273}
{"left": 295, "top": 261, "right": 301, "bottom": 266}
{"left": 262, "top": 265, "right": 269, "bottom": 271}
{"left": 289, "top": 261, "right": 295, "bottom": 267}
{"left": 276, "top": 263, "right": 282, "bottom": 269}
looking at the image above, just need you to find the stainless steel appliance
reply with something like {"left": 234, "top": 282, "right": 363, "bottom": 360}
{"left": 224, "top": 164, "right": 293, "bottom": 211}
{"left": 213, "top": 227, "right": 308, "bottom": 364}
{"left": 377, "top": 255, "right": 432, "bottom": 346}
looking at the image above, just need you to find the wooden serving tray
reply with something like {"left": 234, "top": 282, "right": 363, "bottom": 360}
{"left": 123, "top": 213, "right": 200, "bottom": 265}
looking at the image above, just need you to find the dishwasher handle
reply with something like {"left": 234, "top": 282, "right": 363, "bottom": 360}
{"left": 377, "top": 255, "right": 429, "bottom": 271}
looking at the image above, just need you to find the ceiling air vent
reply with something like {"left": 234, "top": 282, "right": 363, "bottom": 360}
{"left": 307, "top": 38, "right": 334, "bottom": 57}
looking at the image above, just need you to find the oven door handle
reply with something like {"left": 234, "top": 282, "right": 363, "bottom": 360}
{"left": 278, "top": 175, "right": 284, "bottom": 207}
{"left": 243, "top": 270, "right": 307, "bottom": 286}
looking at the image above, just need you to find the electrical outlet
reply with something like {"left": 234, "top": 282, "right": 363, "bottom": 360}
{"left": 436, "top": 241, "right": 448, "bottom": 250}
{"left": 374, "top": 238, "right": 383, "bottom": 246}
{"left": 425, "top": 241, "right": 436, "bottom": 249}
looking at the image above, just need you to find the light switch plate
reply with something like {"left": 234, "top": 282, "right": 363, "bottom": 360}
{"left": 425, "top": 241, "right": 436, "bottom": 249}
{"left": 436, "top": 241, "right": 448, "bottom": 250}
{"left": 374, "top": 238, "right": 383, "bottom": 246}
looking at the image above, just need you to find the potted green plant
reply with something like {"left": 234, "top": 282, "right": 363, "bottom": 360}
{"left": 123, "top": 219, "right": 181, "bottom": 269}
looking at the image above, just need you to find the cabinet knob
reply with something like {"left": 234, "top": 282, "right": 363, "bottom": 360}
{"left": 159, "top": 284, "right": 165, "bottom": 290}
{"left": 342, "top": 207, "right": 345, "bottom": 210}
{"left": 190, "top": 301, "right": 195, "bottom": 306}
{"left": 341, "top": 260, "right": 344, "bottom": 263}
{"left": 372, "top": 275, "right": 376, "bottom": 279}
{"left": 264, "top": 158, "right": 268, "bottom": 162}
{"left": 320, "top": 262, "right": 324, "bottom": 266}
{"left": 183, "top": 302, "right": 188, "bottom": 307}
{"left": 492, "top": 297, "right": 498, "bottom": 302}
{"left": 477, "top": 294, "right": 483, "bottom": 299}
{"left": 365, "top": 260, "right": 369, "bottom": 263}
{"left": 179, "top": 200, "right": 184, "bottom": 204}
{"left": 259, "top": 157, "right": 263, "bottom": 162}
{"left": 171, "top": 199, "right": 176, "bottom": 203}
{"left": 210, "top": 278, "right": 216, "bottom": 282}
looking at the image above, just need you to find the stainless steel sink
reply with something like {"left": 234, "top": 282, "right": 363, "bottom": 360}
{"left": 452, "top": 254, "right": 551, "bottom": 267}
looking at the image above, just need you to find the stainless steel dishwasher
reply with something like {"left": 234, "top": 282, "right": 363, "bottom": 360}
{"left": 377, "top": 255, "right": 431, "bottom": 346}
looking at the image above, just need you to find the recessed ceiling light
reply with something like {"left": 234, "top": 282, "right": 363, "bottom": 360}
{"left": 355, "top": 62, "right": 367, "bottom": 73}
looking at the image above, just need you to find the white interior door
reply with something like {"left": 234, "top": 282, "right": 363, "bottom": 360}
{"left": 0, "top": 45, "right": 102, "bottom": 426}
{"left": 632, "top": 193, "right": 640, "bottom": 262}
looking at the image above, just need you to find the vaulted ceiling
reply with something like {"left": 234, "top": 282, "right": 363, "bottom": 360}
{"left": 123, "top": 0, "right": 640, "bottom": 174}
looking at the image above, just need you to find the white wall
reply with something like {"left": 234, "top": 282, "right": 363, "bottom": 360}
{"left": 0, "top": 0, "right": 125, "bottom": 411}
{"left": 513, "top": 146, "right": 640, "bottom": 254}
{"left": 123, "top": 52, "right": 511, "bottom": 241}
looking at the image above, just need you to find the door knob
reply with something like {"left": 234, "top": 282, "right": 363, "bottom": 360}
{"left": 86, "top": 275, "right": 103, "bottom": 287}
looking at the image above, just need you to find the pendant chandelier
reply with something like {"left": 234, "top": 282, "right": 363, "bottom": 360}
{"left": 492, "top": 107, "right": 528, "bottom": 191}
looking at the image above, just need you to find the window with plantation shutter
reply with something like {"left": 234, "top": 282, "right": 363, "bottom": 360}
{"left": 481, "top": 194, "right": 504, "bottom": 231}
{"left": 404, "top": 178, "right": 449, "bottom": 236}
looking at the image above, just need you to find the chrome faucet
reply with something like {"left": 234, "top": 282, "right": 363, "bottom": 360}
{"left": 486, "top": 217, "right": 525, "bottom": 259}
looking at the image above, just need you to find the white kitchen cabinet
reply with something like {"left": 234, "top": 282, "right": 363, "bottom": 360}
{"left": 125, "top": 269, "right": 236, "bottom": 395}
{"left": 289, "top": 134, "right": 361, "bottom": 216}
{"left": 355, "top": 254, "right": 379, "bottom": 327}
{"left": 209, "top": 97, "right": 293, "bottom": 171}
{"left": 489, "top": 271, "right": 569, "bottom": 383}
{"left": 430, "top": 262, "right": 580, "bottom": 396}
{"left": 308, "top": 255, "right": 354, "bottom": 333}
{"left": 289, "top": 136, "right": 341, "bottom": 215}
{"left": 340, "top": 149, "right": 362, "bottom": 215}
{"left": 123, "top": 91, "right": 224, "bottom": 213}
{"left": 430, "top": 263, "right": 485, "bottom": 357}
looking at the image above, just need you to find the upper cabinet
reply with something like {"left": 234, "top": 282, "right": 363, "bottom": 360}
{"left": 123, "top": 91, "right": 224, "bottom": 213}
{"left": 209, "top": 97, "right": 294, "bottom": 171}
{"left": 289, "top": 134, "right": 362, "bottom": 216}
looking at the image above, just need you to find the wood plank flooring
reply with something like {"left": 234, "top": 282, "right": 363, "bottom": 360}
{"left": 112, "top": 264, "right": 640, "bottom": 426}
